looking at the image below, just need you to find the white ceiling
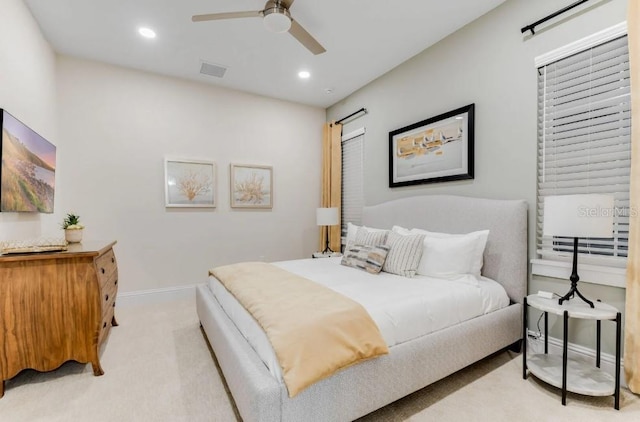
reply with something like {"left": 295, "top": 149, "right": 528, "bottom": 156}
{"left": 24, "top": 0, "right": 506, "bottom": 108}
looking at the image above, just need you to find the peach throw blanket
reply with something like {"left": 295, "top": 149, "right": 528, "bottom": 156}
{"left": 209, "top": 262, "right": 389, "bottom": 397}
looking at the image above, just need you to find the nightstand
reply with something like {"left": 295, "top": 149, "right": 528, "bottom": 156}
{"left": 522, "top": 294, "right": 621, "bottom": 409}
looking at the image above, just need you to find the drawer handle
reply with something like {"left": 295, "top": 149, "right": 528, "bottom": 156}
{"left": 114, "top": 279, "right": 118, "bottom": 286}
{"left": 103, "top": 322, "right": 107, "bottom": 329}
{"left": 113, "top": 302, "right": 116, "bottom": 307}
{"left": 111, "top": 257, "right": 115, "bottom": 263}
{"left": 101, "top": 268, "right": 105, "bottom": 274}
{"left": 105, "top": 294, "right": 109, "bottom": 302}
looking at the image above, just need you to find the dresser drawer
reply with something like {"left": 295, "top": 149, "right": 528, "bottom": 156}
{"left": 96, "top": 249, "right": 117, "bottom": 288}
{"left": 100, "top": 274, "right": 118, "bottom": 316}
{"left": 98, "top": 307, "right": 114, "bottom": 346}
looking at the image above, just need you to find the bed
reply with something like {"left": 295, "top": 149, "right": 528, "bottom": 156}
{"left": 196, "top": 195, "right": 528, "bottom": 421}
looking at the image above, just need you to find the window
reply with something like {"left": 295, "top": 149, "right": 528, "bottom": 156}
{"left": 536, "top": 26, "right": 630, "bottom": 271}
{"left": 341, "top": 128, "right": 365, "bottom": 242}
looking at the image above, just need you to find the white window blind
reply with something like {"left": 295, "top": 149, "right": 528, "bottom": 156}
{"left": 537, "top": 34, "right": 631, "bottom": 265}
{"left": 341, "top": 128, "right": 364, "bottom": 240}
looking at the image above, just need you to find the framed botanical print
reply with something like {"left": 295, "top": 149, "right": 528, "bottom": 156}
{"left": 230, "top": 164, "right": 273, "bottom": 209}
{"left": 164, "top": 158, "right": 216, "bottom": 208}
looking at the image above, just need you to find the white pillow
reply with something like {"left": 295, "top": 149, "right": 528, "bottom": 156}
{"left": 354, "top": 226, "right": 389, "bottom": 246}
{"left": 346, "top": 222, "right": 387, "bottom": 246}
{"left": 391, "top": 225, "right": 411, "bottom": 235}
{"left": 410, "top": 229, "right": 489, "bottom": 278}
{"left": 346, "top": 222, "right": 359, "bottom": 245}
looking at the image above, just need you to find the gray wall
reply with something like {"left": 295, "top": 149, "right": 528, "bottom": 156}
{"left": 327, "top": 0, "right": 627, "bottom": 356}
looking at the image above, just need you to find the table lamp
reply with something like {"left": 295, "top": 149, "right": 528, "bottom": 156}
{"left": 317, "top": 207, "right": 339, "bottom": 254}
{"left": 543, "top": 194, "right": 614, "bottom": 308}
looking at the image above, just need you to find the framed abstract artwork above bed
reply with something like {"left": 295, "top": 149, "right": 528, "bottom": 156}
{"left": 230, "top": 164, "right": 273, "bottom": 209}
{"left": 389, "top": 103, "right": 474, "bottom": 187}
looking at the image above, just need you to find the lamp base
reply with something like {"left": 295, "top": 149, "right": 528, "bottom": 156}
{"left": 321, "top": 224, "right": 335, "bottom": 254}
{"left": 558, "top": 237, "right": 594, "bottom": 308}
{"left": 558, "top": 280, "right": 594, "bottom": 308}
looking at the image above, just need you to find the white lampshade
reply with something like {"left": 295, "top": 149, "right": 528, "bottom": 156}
{"left": 543, "top": 194, "right": 614, "bottom": 238}
{"left": 316, "top": 207, "right": 339, "bottom": 226}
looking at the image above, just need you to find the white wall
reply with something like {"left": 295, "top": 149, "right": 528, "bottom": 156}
{"left": 1, "top": 0, "right": 324, "bottom": 295}
{"left": 0, "top": 0, "right": 58, "bottom": 239}
{"left": 55, "top": 56, "right": 325, "bottom": 292}
{"left": 327, "top": 0, "right": 627, "bottom": 355}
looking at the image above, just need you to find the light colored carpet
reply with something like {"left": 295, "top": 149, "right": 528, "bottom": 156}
{"left": 0, "top": 298, "right": 638, "bottom": 422}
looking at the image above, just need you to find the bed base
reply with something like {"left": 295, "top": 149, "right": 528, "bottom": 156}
{"left": 197, "top": 195, "right": 528, "bottom": 421}
{"left": 197, "top": 283, "right": 522, "bottom": 422}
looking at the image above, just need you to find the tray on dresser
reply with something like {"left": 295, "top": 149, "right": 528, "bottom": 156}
{"left": 0, "top": 239, "right": 68, "bottom": 255}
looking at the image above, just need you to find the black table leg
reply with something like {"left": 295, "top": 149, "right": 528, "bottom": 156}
{"left": 523, "top": 297, "right": 528, "bottom": 379}
{"left": 545, "top": 311, "right": 548, "bottom": 354}
{"left": 615, "top": 312, "right": 621, "bottom": 410}
{"left": 597, "top": 319, "right": 601, "bottom": 368}
{"left": 562, "top": 310, "right": 568, "bottom": 406}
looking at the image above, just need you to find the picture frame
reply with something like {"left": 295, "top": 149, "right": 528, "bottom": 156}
{"left": 230, "top": 164, "right": 273, "bottom": 209}
{"left": 164, "top": 158, "right": 216, "bottom": 208}
{"left": 1, "top": 109, "right": 56, "bottom": 213}
{"left": 389, "top": 103, "right": 474, "bottom": 187}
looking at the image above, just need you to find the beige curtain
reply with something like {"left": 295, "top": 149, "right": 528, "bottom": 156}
{"left": 626, "top": 0, "right": 640, "bottom": 395}
{"left": 320, "top": 122, "right": 342, "bottom": 252}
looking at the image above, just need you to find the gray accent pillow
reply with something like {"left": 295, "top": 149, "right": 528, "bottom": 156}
{"left": 354, "top": 226, "right": 389, "bottom": 246}
{"left": 383, "top": 231, "right": 425, "bottom": 277}
{"left": 341, "top": 244, "right": 390, "bottom": 274}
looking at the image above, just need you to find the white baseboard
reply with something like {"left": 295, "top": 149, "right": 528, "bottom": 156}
{"left": 116, "top": 284, "right": 197, "bottom": 307}
{"left": 526, "top": 329, "right": 627, "bottom": 388}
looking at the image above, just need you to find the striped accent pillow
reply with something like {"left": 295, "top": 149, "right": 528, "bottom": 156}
{"left": 382, "top": 231, "right": 425, "bottom": 277}
{"left": 341, "top": 244, "right": 390, "bottom": 274}
{"left": 354, "top": 226, "right": 389, "bottom": 246}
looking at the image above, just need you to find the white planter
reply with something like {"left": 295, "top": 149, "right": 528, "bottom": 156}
{"left": 65, "top": 229, "right": 83, "bottom": 243}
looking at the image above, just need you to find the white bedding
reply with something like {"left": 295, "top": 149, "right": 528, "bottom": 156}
{"left": 208, "top": 257, "right": 510, "bottom": 381}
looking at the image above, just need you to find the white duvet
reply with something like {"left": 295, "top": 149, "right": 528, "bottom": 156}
{"left": 208, "top": 257, "right": 509, "bottom": 381}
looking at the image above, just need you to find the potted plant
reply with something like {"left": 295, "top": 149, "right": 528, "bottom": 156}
{"left": 62, "top": 213, "right": 84, "bottom": 243}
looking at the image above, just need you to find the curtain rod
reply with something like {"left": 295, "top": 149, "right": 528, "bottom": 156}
{"left": 336, "top": 108, "right": 367, "bottom": 124}
{"left": 521, "top": 0, "right": 590, "bottom": 35}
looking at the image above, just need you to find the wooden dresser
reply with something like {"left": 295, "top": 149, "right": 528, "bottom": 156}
{"left": 0, "top": 241, "right": 119, "bottom": 397}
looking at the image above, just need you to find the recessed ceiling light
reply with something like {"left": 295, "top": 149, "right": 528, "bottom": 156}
{"left": 455, "top": 116, "right": 464, "bottom": 120}
{"left": 298, "top": 71, "right": 311, "bottom": 79}
{"left": 138, "top": 27, "right": 157, "bottom": 39}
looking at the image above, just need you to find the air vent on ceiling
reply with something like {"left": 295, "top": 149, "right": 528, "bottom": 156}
{"left": 199, "top": 61, "right": 228, "bottom": 78}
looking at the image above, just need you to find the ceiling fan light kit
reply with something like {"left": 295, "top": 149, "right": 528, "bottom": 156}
{"left": 263, "top": 3, "right": 291, "bottom": 33}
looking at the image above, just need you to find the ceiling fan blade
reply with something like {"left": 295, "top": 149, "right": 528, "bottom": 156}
{"left": 192, "top": 11, "right": 262, "bottom": 23}
{"left": 281, "top": 0, "right": 296, "bottom": 9}
{"left": 289, "top": 20, "right": 326, "bottom": 55}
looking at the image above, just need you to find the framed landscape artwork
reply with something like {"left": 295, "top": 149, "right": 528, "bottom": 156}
{"left": 0, "top": 109, "right": 56, "bottom": 213}
{"left": 164, "top": 158, "right": 216, "bottom": 208}
{"left": 230, "top": 164, "right": 273, "bottom": 209}
{"left": 389, "top": 104, "right": 474, "bottom": 187}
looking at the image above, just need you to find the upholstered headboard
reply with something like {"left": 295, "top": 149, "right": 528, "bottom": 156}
{"left": 362, "top": 195, "right": 528, "bottom": 304}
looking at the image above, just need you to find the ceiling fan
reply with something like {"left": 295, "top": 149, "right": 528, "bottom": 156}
{"left": 192, "top": 0, "right": 326, "bottom": 55}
